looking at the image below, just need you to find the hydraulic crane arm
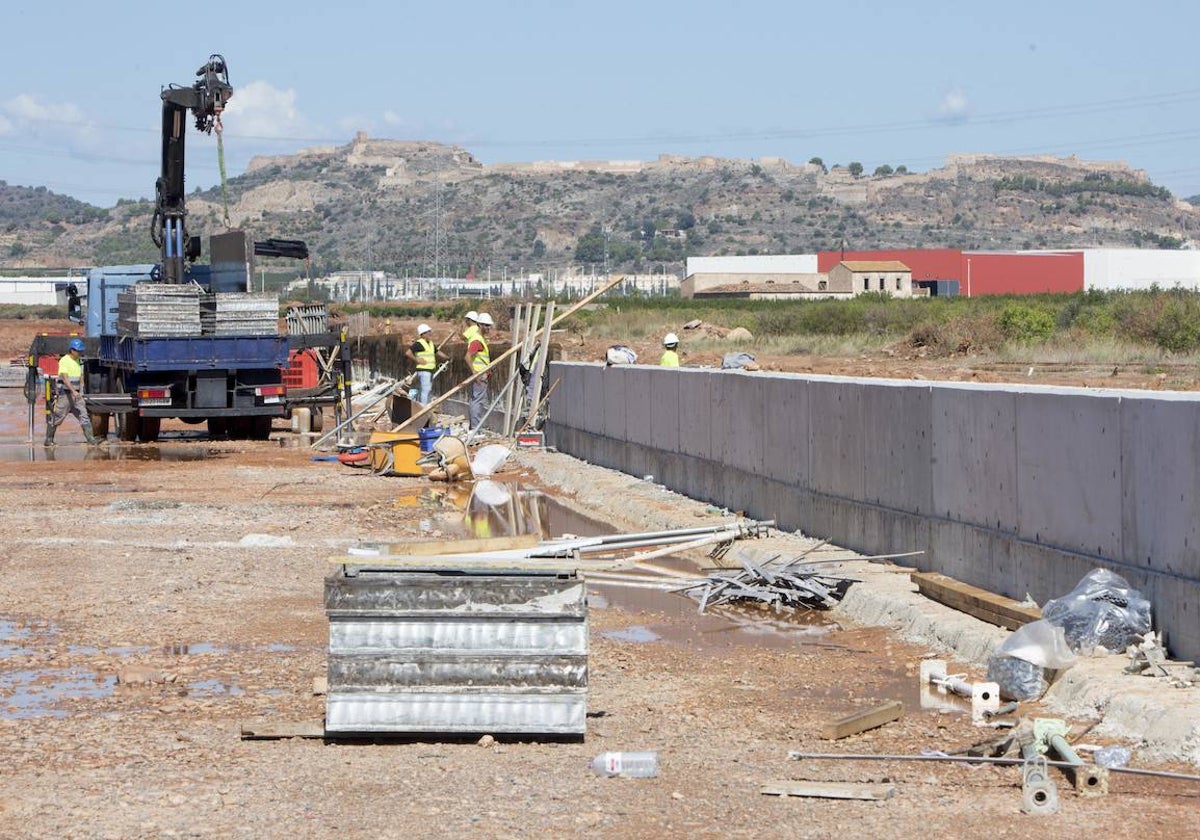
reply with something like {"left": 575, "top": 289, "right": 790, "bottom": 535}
{"left": 152, "top": 55, "right": 233, "bottom": 283}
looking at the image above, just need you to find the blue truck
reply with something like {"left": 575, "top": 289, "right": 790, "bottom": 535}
{"left": 26, "top": 55, "right": 346, "bottom": 443}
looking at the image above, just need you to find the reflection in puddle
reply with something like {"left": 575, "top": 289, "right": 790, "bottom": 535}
{"left": 0, "top": 443, "right": 220, "bottom": 463}
{"left": 184, "top": 678, "right": 244, "bottom": 698}
{"left": 601, "top": 625, "right": 661, "bottom": 644}
{"left": 0, "top": 669, "right": 117, "bottom": 719}
{"left": 0, "top": 617, "right": 57, "bottom": 659}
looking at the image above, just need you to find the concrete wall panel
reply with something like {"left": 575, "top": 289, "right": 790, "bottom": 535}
{"left": 863, "top": 382, "right": 933, "bottom": 514}
{"left": 1121, "top": 393, "right": 1200, "bottom": 578}
{"left": 601, "top": 367, "right": 628, "bottom": 442}
{"left": 622, "top": 367, "right": 656, "bottom": 448}
{"left": 761, "top": 374, "right": 810, "bottom": 487}
{"left": 1015, "top": 390, "right": 1121, "bottom": 559}
{"left": 808, "top": 379, "right": 865, "bottom": 500}
{"left": 649, "top": 368, "right": 681, "bottom": 453}
{"left": 578, "top": 364, "right": 605, "bottom": 435}
{"left": 931, "top": 386, "right": 1018, "bottom": 531}
{"left": 712, "top": 372, "right": 765, "bottom": 475}
{"left": 677, "top": 370, "right": 713, "bottom": 459}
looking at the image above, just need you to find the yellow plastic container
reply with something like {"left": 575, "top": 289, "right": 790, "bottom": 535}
{"left": 368, "top": 431, "right": 423, "bottom": 476}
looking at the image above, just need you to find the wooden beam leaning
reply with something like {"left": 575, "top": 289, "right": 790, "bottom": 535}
{"left": 390, "top": 274, "right": 626, "bottom": 434}
{"left": 821, "top": 700, "right": 904, "bottom": 740}
{"left": 910, "top": 572, "right": 1042, "bottom": 630}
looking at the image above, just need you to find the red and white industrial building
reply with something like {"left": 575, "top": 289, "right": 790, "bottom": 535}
{"left": 684, "top": 249, "right": 1200, "bottom": 297}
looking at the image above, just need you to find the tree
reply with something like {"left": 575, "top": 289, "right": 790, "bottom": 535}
{"left": 532, "top": 239, "right": 546, "bottom": 258}
{"left": 848, "top": 162, "right": 864, "bottom": 178}
{"left": 809, "top": 156, "right": 828, "bottom": 174}
{"left": 573, "top": 225, "right": 606, "bottom": 263}
{"left": 874, "top": 164, "right": 894, "bottom": 177}
{"left": 895, "top": 165, "right": 908, "bottom": 174}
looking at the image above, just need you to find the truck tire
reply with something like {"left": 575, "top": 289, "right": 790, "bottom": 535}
{"left": 251, "top": 416, "right": 272, "bottom": 440}
{"left": 207, "top": 417, "right": 228, "bottom": 440}
{"left": 89, "top": 412, "right": 110, "bottom": 439}
{"left": 309, "top": 408, "right": 324, "bottom": 433}
{"left": 119, "top": 413, "right": 140, "bottom": 442}
{"left": 139, "top": 417, "right": 161, "bottom": 443}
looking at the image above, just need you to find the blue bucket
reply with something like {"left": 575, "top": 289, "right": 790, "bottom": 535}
{"left": 418, "top": 426, "right": 446, "bottom": 453}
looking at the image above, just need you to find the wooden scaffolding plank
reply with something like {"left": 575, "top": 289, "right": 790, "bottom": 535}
{"left": 821, "top": 700, "right": 904, "bottom": 740}
{"left": 761, "top": 780, "right": 897, "bottom": 800}
{"left": 240, "top": 720, "right": 326, "bottom": 740}
{"left": 910, "top": 572, "right": 1041, "bottom": 629}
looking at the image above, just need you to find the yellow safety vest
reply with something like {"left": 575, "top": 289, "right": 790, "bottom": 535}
{"left": 463, "top": 324, "right": 481, "bottom": 344}
{"left": 469, "top": 334, "right": 491, "bottom": 374}
{"left": 660, "top": 349, "right": 680, "bottom": 367}
{"left": 58, "top": 353, "right": 83, "bottom": 385}
{"left": 414, "top": 338, "right": 436, "bottom": 371}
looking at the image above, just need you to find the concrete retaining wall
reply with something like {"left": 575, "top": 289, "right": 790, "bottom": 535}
{"left": 545, "top": 363, "right": 1200, "bottom": 660}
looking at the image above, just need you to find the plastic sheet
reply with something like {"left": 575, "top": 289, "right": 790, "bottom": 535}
{"left": 985, "top": 619, "right": 1076, "bottom": 701}
{"left": 986, "top": 654, "right": 1049, "bottom": 701}
{"left": 1042, "top": 569, "right": 1152, "bottom": 654}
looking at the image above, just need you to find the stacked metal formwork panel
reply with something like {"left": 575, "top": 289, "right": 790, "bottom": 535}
{"left": 117, "top": 284, "right": 202, "bottom": 336}
{"left": 285, "top": 304, "right": 329, "bottom": 336}
{"left": 201, "top": 292, "right": 279, "bottom": 335}
{"left": 324, "top": 569, "right": 588, "bottom": 736}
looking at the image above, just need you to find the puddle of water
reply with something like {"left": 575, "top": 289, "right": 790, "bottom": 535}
{"left": 0, "top": 617, "right": 57, "bottom": 659}
{"left": 601, "top": 625, "right": 661, "bottom": 644}
{"left": 0, "top": 443, "right": 219, "bottom": 463}
{"left": 184, "top": 678, "right": 244, "bottom": 698}
{"left": 0, "top": 668, "right": 117, "bottom": 719}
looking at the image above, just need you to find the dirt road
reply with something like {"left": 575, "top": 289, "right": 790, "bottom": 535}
{"left": 0, "top": 382, "right": 1196, "bottom": 838}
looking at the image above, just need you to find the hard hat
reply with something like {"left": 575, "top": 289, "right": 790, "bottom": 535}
{"left": 663, "top": 333, "right": 679, "bottom": 347}
{"left": 476, "top": 312, "right": 495, "bottom": 327}
{"left": 69, "top": 338, "right": 85, "bottom": 352}
{"left": 465, "top": 310, "right": 479, "bottom": 323}
{"left": 417, "top": 323, "right": 431, "bottom": 335}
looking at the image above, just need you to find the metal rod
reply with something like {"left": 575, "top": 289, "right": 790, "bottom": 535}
{"left": 786, "top": 751, "right": 1200, "bottom": 783}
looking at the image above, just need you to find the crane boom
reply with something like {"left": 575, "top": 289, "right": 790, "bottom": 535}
{"left": 153, "top": 55, "right": 233, "bottom": 283}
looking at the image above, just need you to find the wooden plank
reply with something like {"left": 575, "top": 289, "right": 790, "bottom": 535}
{"left": 240, "top": 720, "right": 326, "bottom": 740}
{"left": 911, "top": 572, "right": 1041, "bottom": 629}
{"left": 821, "top": 700, "right": 904, "bottom": 740}
{"left": 761, "top": 780, "right": 897, "bottom": 801}
{"left": 340, "top": 534, "right": 541, "bottom": 559}
{"left": 329, "top": 554, "right": 630, "bottom": 572}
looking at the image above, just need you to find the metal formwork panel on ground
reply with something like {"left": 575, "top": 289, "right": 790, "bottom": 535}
{"left": 325, "top": 569, "right": 588, "bottom": 735}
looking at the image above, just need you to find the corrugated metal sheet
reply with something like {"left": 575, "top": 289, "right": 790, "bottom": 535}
{"left": 960, "top": 251, "right": 1083, "bottom": 296}
{"left": 818, "top": 249, "right": 963, "bottom": 280}
{"left": 325, "top": 569, "right": 587, "bottom": 735}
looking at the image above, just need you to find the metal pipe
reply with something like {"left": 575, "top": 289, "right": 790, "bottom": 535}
{"left": 787, "top": 751, "right": 1200, "bottom": 783}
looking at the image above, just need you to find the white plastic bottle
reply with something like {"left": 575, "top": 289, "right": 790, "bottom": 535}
{"left": 589, "top": 751, "right": 659, "bottom": 778}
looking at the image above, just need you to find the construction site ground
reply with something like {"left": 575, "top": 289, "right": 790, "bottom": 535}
{"left": 2, "top": 316, "right": 1199, "bottom": 837}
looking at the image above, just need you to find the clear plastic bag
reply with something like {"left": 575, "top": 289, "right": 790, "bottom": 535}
{"left": 1042, "top": 569, "right": 1152, "bottom": 655}
{"left": 986, "top": 619, "right": 1077, "bottom": 701}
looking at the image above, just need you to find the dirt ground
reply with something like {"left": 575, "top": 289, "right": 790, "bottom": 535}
{"left": 1, "top": 368, "right": 1199, "bottom": 839}
{"left": 2, "top": 315, "right": 1199, "bottom": 837}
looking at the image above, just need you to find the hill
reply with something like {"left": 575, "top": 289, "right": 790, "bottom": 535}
{"left": 2, "top": 135, "right": 1198, "bottom": 273}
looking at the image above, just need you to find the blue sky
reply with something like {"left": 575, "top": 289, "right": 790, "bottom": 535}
{"left": 3, "top": 0, "right": 1199, "bottom": 207}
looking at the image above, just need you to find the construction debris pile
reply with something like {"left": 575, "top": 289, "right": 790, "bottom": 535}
{"left": 681, "top": 547, "right": 857, "bottom": 613}
{"left": 987, "top": 568, "right": 1154, "bottom": 701}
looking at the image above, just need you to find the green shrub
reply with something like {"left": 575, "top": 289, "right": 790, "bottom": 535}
{"left": 1149, "top": 298, "right": 1200, "bottom": 354}
{"left": 997, "top": 303, "right": 1056, "bottom": 343}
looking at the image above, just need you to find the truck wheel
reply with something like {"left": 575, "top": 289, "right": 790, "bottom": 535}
{"left": 119, "top": 414, "right": 140, "bottom": 442}
{"left": 139, "top": 417, "right": 161, "bottom": 443}
{"left": 89, "top": 412, "right": 110, "bottom": 439}
{"left": 309, "top": 408, "right": 325, "bottom": 433}
{"left": 251, "top": 416, "right": 273, "bottom": 440}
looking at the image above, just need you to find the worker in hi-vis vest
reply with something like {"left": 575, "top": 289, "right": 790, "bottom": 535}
{"left": 405, "top": 323, "right": 445, "bottom": 405}
{"left": 466, "top": 312, "right": 494, "bottom": 431}
{"left": 462, "top": 310, "right": 481, "bottom": 344}
{"left": 46, "top": 338, "right": 99, "bottom": 446}
{"left": 660, "top": 332, "right": 681, "bottom": 367}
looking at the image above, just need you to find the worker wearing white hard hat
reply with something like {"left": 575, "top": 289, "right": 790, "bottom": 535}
{"left": 462, "top": 310, "right": 481, "bottom": 345}
{"left": 660, "top": 332, "right": 681, "bottom": 367}
{"left": 466, "top": 311, "right": 495, "bottom": 431}
{"left": 405, "top": 323, "right": 445, "bottom": 405}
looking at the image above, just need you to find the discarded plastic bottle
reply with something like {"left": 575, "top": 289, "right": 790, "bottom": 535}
{"left": 589, "top": 751, "right": 659, "bottom": 778}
